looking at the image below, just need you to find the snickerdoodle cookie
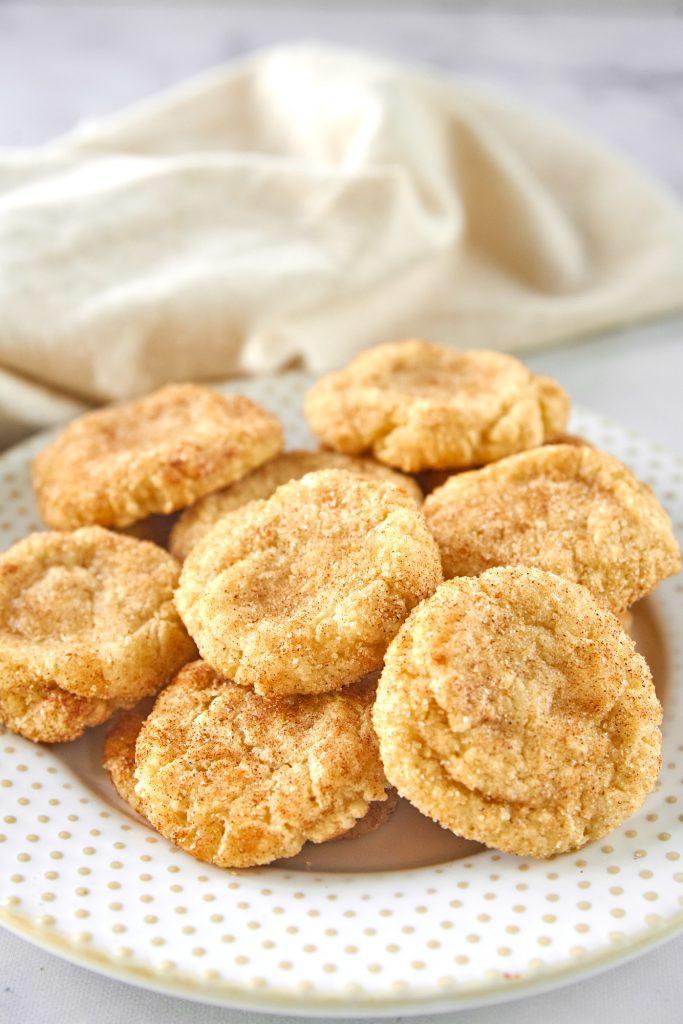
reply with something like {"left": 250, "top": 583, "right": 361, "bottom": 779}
{"left": 169, "top": 450, "right": 422, "bottom": 561}
{"left": 304, "top": 340, "right": 569, "bottom": 472}
{"left": 374, "top": 567, "right": 662, "bottom": 858}
{"left": 0, "top": 677, "right": 119, "bottom": 744}
{"left": 423, "top": 444, "right": 680, "bottom": 614}
{"left": 0, "top": 528, "right": 195, "bottom": 737}
{"left": 133, "top": 661, "right": 390, "bottom": 867}
{"left": 32, "top": 383, "right": 283, "bottom": 529}
{"left": 176, "top": 470, "right": 442, "bottom": 695}
{"left": 103, "top": 695, "right": 396, "bottom": 839}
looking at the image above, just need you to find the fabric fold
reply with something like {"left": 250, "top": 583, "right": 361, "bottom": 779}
{"left": 0, "top": 43, "right": 682, "bottom": 445}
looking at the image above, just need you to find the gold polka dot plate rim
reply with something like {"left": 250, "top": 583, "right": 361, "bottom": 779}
{"left": 0, "top": 372, "right": 682, "bottom": 1016}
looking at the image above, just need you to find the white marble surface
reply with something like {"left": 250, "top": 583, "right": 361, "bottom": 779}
{"left": 0, "top": 5, "right": 682, "bottom": 1024}
{"left": 1, "top": 6, "right": 682, "bottom": 195}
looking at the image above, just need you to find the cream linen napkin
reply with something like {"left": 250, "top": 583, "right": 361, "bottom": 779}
{"left": 1, "top": 43, "right": 682, "bottom": 446}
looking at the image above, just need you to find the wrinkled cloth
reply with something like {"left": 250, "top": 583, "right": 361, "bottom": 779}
{"left": 1, "top": 43, "right": 682, "bottom": 446}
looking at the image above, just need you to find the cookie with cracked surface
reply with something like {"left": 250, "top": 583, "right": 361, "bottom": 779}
{"left": 373, "top": 567, "right": 662, "bottom": 858}
{"left": 103, "top": 695, "right": 395, "bottom": 839}
{"left": 423, "top": 444, "right": 681, "bottom": 614}
{"left": 0, "top": 528, "right": 196, "bottom": 718}
{"left": 169, "top": 449, "right": 422, "bottom": 561}
{"left": 0, "top": 676, "right": 119, "bottom": 744}
{"left": 304, "top": 340, "right": 569, "bottom": 472}
{"left": 32, "top": 383, "right": 284, "bottom": 530}
{"left": 134, "top": 661, "right": 390, "bottom": 868}
{"left": 176, "top": 469, "right": 442, "bottom": 695}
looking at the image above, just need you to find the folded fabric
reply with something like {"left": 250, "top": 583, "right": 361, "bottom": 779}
{"left": 1, "top": 43, "right": 682, "bottom": 446}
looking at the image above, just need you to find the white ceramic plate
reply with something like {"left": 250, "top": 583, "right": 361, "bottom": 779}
{"left": 0, "top": 371, "right": 682, "bottom": 1018}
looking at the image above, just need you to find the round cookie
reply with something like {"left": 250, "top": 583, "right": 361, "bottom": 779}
{"left": 103, "top": 697, "right": 396, "bottom": 839}
{"left": 176, "top": 469, "right": 442, "bottom": 695}
{"left": 134, "top": 661, "right": 390, "bottom": 868}
{"left": 423, "top": 444, "right": 681, "bottom": 614}
{"left": 373, "top": 567, "right": 662, "bottom": 858}
{"left": 32, "top": 383, "right": 284, "bottom": 529}
{"left": 304, "top": 340, "right": 570, "bottom": 472}
{"left": 170, "top": 450, "right": 422, "bottom": 561}
{"left": 0, "top": 676, "right": 118, "bottom": 744}
{"left": 0, "top": 527, "right": 196, "bottom": 711}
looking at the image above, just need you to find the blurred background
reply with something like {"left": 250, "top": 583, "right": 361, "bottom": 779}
{"left": 2, "top": 0, "right": 681, "bottom": 193}
{"left": 0, "top": 0, "right": 682, "bottom": 450}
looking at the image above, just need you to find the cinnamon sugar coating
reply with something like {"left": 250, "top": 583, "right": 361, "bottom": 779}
{"left": 176, "top": 470, "right": 442, "bottom": 695}
{"left": 374, "top": 567, "right": 662, "bottom": 858}
{"left": 32, "top": 383, "right": 283, "bottom": 529}
{"left": 304, "top": 340, "right": 569, "bottom": 472}
{"left": 423, "top": 444, "right": 681, "bottom": 614}
{"left": 170, "top": 449, "right": 422, "bottom": 561}
{"left": 0, "top": 676, "right": 118, "bottom": 744}
{"left": 103, "top": 694, "right": 395, "bottom": 840}
{"left": 0, "top": 528, "right": 195, "bottom": 723}
{"left": 134, "top": 661, "right": 389, "bottom": 867}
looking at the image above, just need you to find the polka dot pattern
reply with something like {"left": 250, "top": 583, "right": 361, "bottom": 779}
{"left": 0, "top": 376, "right": 682, "bottom": 1016}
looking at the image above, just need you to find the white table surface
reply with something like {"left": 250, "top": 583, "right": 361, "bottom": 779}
{"left": 0, "top": 5, "right": 682, "bottom": 1023}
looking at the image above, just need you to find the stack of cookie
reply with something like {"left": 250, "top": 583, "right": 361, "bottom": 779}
{"left": 0, "top": 341, "right": 678, "bottom": 866}
{"left": 306, "top": 341, "right": 679, "bottom": 858}
{"left": 0, "top": 377, "right": 439, "bottom": 866}
{"left": 0, "top": 383, "right": 284, "bottom": 746}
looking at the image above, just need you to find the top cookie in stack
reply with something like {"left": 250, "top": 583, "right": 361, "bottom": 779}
{"left": 304, "top": 339, "right": 570, "bottom": 471}
{"left": 32, "top": 382, "right": 284, "bottom": 529}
